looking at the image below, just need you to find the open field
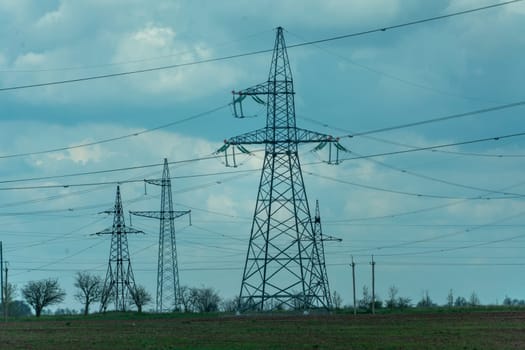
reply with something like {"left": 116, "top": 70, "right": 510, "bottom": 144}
{"left": 1, "top": 310, "right": 525, "bottom": 349}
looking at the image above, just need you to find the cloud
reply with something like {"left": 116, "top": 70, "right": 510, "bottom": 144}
{"left": 111, "top": 23, "right": 241, "bottom": 100}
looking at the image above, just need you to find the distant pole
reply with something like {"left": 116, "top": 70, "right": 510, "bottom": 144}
{"left": 371, "top": 255, "right": 376, "bottom": 315}
{"left": 351, "top": 256, "right": 356, "bottom": 316}
{"left": 4, "top": 263, "right": 7, "bottom": 321}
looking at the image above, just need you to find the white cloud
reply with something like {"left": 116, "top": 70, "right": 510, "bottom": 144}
{"left": 111, "top": 23, "right": 241, "bottom": 99}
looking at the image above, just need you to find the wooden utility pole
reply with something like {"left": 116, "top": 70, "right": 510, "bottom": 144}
{"left": 370, "top": 255, "right": 376, "bottom": 315}
{"left": 351, "top": 256, "right": 356, "bottom": 315}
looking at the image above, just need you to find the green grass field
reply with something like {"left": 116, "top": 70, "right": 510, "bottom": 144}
{"left": 1, "top": 310, "right": 524, "bottom": 349}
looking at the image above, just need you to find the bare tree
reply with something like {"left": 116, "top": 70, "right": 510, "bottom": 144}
{"left": 0, "top": 283, "right": 17, "bottom": 317}
{"left": 417, "top": 290, "right": 435, "bottom": 308}
{"left": 130, "top": 285, "right": 152, "bottom": 313}
{"left": 74, "top": 272, "right": 102, "bottom": 316}
{"left": 179, "top": 286, "right": 194, "bottom": 312}
{"left": 4, "top": 282, "right": 16, "bottom": 304}
{"left": 190, "top": 287, "right": 221, "bottom": 313}
{"left": 22, "top": 279, "right": 66, "bottom": 317}
{"left": 397, "top": 296, "right": 412, "bottom": 309}
{"left": 220, "top": 296, "right": 240, "bottom": 312}
{"left": 447, "top": 289, "right": 454, "bottom": 308}
{"left": 469, "top": 291, "right": 480, "bottom": 307}
{"left": 454, "top": 296, "right": 468, "bottom": 307}
{"left": 332, "top": 291, "right": 343, "bottom": 310}
{"left": 358, "top": 286, "right": 372, "bottom": 310}
{"left": 386, "top": 285, "right": 399, "bottom": 309}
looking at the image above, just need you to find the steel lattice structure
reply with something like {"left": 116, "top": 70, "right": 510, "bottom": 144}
{"left": 217, "top": 27, "right": 345, "bottom": 311}
{"left": 97, "top": 186, "right": 143, "bottom": 312}
{"left": 309, "top": 200, "right": 338, "bottom": 309}
{"left": 130, "top": 158, "right": 190, "bottom": 312}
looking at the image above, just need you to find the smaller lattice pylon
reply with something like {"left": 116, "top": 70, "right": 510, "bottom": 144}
{"left": 96, "top": 185, "right": 143, "bottom": 312}
{"left": 130, "top": 158, "right": 191, "bottom": 313}
{"left": 308, "top": 199, "right": 342, "bottom": 309}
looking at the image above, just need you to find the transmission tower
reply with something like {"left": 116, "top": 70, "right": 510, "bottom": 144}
{"left": 217, "top": 27, "right": 346, "bottom": 311}
{"left": 311, "top": 200, "right": 330, "bottom": 306}
{"left": 97, "top": 185, "right": 143, "bottom": 312}
{"left": 130, "top": 158, "right": 190, "bottom": 312}
{"left": 310, "top": 200, "right": 342, "bottom": 309}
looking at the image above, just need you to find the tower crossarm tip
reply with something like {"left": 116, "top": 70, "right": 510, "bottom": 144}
{"left": 233, "top": 82, "right": 271, "bottom": 96}
{"left": 144, "top": 178, "right": 163, "bottom": 186}
{"left": 130, "top": 210, "right": 190, "bottom": 220}
{"left": 224, "top": 128, "right": 268, "bottom": 146}
{"left": 92, "top": 228, "right": 113, "bottom": 236}
{"left": 302, "top": 128, "right": 349, "bottom": 165}
{"left": 295, "top": 128, "right": 337, "bottom": 144}
{"left": 321, "top": 234, "right": 343, "bottom": 243}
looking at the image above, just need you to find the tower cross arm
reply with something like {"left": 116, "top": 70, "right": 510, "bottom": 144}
{"left": 130, "top": 210, "right": 191, "bottom": 220}
{"left": 295, "top": 128, "right": 339, "bottom": 144}
{"left": 233, "top": 82, "right": 271, "bottom": 96}
{"left": 93, "top": 226, "right": 144, "bottom": 235}
{"left": 144, "top": 178, "right": 163, "bottom": 186}
{"left": 321, "top": 234, "right": 343, "bottom": 242}
{"left": 222, "top": 128, "right": 343, "bottom": 146}
{"left": 223, "top": 128, "right": 268, "bottom": 146}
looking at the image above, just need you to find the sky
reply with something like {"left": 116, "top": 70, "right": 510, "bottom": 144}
{"left": 1, "top": 0, "right": 525, "bottom": 312}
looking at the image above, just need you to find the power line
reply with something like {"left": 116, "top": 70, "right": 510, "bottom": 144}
{"left": 338, "top": 131, "right": 525, "bottom": 161}
{"left": 303, "top": 171, "right": 521, "bottom": 200}
{"left": 0, "top": 30, "right": 272, "bottom": 74}
{"left": 332, "top": 177, "right": 525, "bottom": 223}
{"left": 286, "top": 31, "right": 489, "bottom": 103}
{"left": 0, "top": 0, "right": 520, "bottom": 92}
{"left": 300, "top": 114, "right": 525, "bottom": 158}
{"left": 1, "top": 73, "right": 522, "bottom": 164}
{"left": 0, "top": 103, "right": 229, "bottom": 160}
{"left": 0, "top": 168, "right": 258, "bottom": 191}
{"left": 0, "top": 154, "right": 223, "bottom": 184}
{"left": 372, "top": 232, "right": 525, "bottom": 258}
{"left": 1, "top": 130, "right": 513, "bottom": 188}
{"left": 349, "top": 150, "right": 524, "bottom": 197}
{"left": 0, "top": 171, "right": 255, "bottom": 216}
{"left": 342, "top": 100, "right": 525, "bottom": 138}
{"left": 287, "top": 1, "right": 523, "bottom": 49}
{"left": 351, "top": 210, "right": 525, "bottom": 254}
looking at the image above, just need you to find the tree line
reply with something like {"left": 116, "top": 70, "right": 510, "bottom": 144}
{"left": 2, "top": 276, "right": 525, "bottom": 317}
{"left": 0, "top": 272, "right": 224, "bottom": 317}
{"left": 337, "top": 285, "right": 507, "bottom": 312}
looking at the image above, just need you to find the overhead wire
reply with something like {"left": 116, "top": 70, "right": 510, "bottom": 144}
{"left": 303, "top": 171, "right": 520, "bottom": 200}
{"left": 350, "top": 209, "right": 525, "bottom": 254}
{"left": 339, "top": 100, "right": 525, "bottom": 138}
{"left": 0, "top": 0, "right": 520, "bottom": 92}
{"left": 347, "top": 149, "right": 525, "bottom": 197}
{"left": 337, "top": 131, "right": 525, "bottom": 161}
{"left": 0, "top": 103, "right": 230, "bottom": 160}
{"left": 299, "top": 114, "right": 525, "bottom": 158}
{"left": 0, "top": 130, "right": 520, "bottom": 192}
{"left": 0, "top": 29, "right": 272, "bottom": 74}
{"left": 372, "top": 231, "right": 525, "bottom": 258}
{"left": 286, "top": 31, "right": 490, "bottom": 103}
{"left": 329, "top": 174, "right": 525, "bottom": 223}
{"left": 0, "top": 167, "right": 259, "bottom": 191}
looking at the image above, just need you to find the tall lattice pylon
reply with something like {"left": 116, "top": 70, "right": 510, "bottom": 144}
{"left": 130, "top": 158, "right": 190, "bottom": 312}
{"left": 309, "top": 200, "right": 341, "bottom": 309}
{"left": 217, "top": 27, "right": 346, "bottom": 311}
{"left": 97, "top": 185, "right": 143, "bottom": 312}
